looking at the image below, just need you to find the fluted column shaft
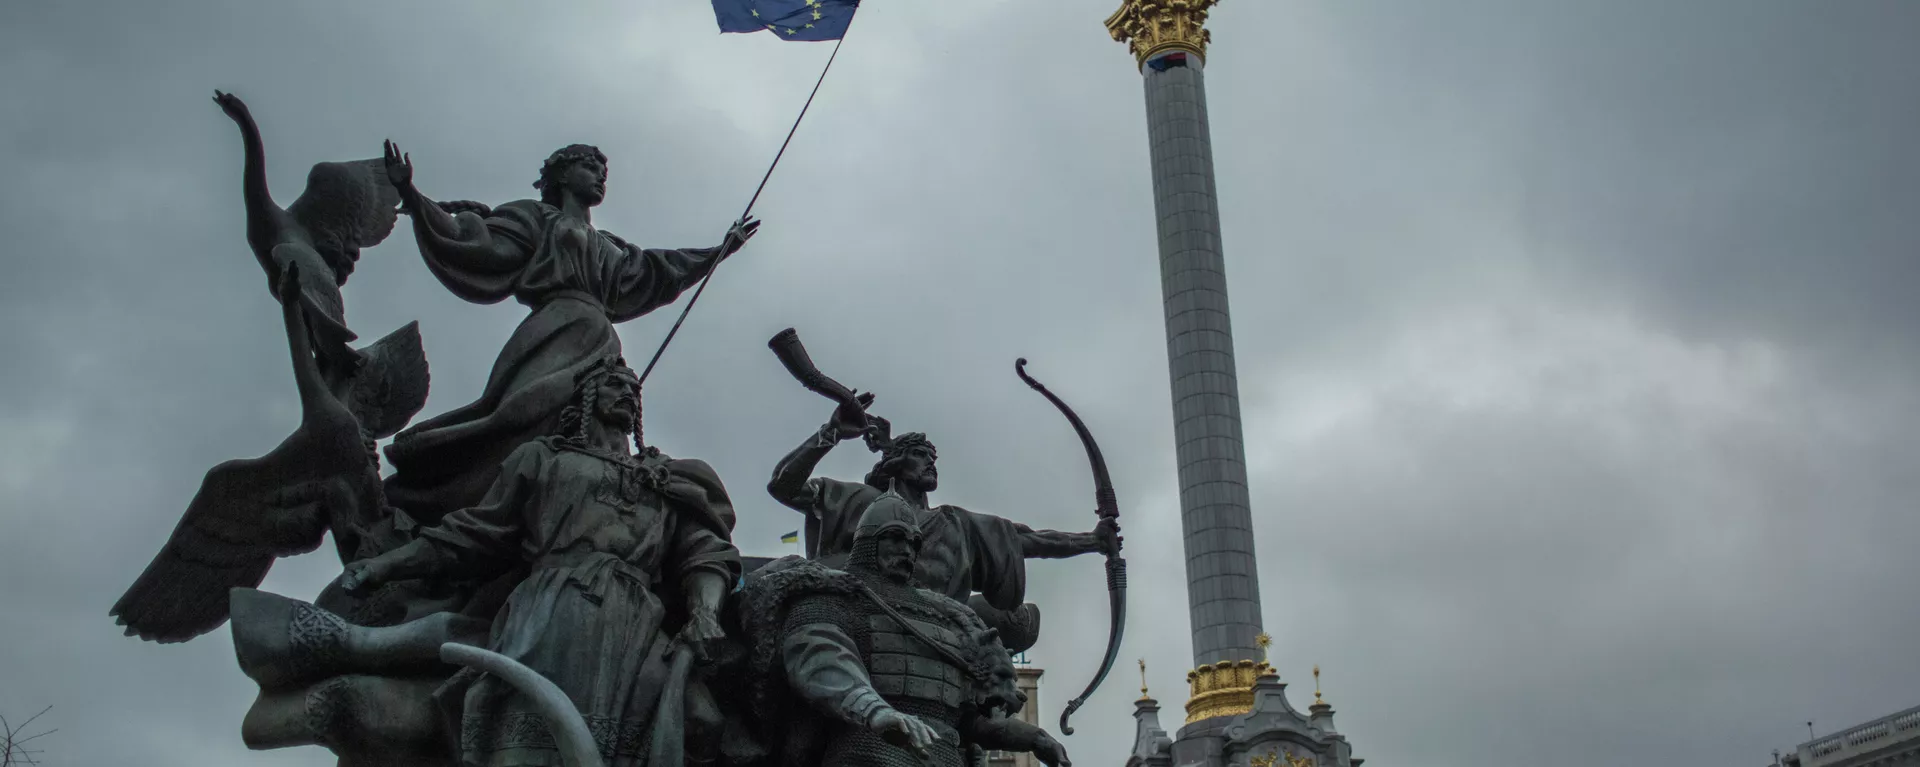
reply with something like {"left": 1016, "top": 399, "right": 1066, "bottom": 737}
{"left": 1137, "top": 48, "right": 1265, "bottom": 668}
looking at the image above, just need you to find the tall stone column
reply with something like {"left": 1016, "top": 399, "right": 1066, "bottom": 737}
{"left": 1107, "top": 0, "right": 1266, "bottom": 681}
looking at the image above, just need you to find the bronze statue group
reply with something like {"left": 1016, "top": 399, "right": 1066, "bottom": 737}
{"left": 107, "top": 92, "right": 1124, "bottom": 767}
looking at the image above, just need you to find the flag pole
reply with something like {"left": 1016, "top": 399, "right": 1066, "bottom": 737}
{"left": 637, "top": 23, "right": 856, "bottom": 385}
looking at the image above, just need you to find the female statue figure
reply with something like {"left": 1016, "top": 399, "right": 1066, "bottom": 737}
{"left": 378, "top": 141, "right": 759, "bottom": 521}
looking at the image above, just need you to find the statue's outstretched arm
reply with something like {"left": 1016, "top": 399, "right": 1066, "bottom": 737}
{"left": 781, "top": 618, "right": 942, "bottom": 753}
{"left": 382, "top": 139, "right": 522, "bottom": 269}
{"left": 768, "top": 422, "right": 841, "bottom": 512}
{"left": 378, "top": 142, "right": 533, "bottom": 298}
{"left": 405, "top": 190, "right": 461, "bottom": 241}
{"left": 341, "top": 444, "right": 540, "bottom": 594}
{"left": 783, "top": 620, "right": 887, "bottom": 725}
{"left": 382, "top": 140, "right": 458, "bottom": 238}
{"left": 343, "top": 536, "right": 456, "bottom": 587}
{"left": 1013, "top": 523, "right": 1101, "bottom": 559}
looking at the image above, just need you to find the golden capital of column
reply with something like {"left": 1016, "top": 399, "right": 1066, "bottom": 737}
{"left": 1106, "top": 0, "right": 1221, "bottom": 67}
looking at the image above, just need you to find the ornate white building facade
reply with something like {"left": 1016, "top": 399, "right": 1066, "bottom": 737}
{"left": 1778, "top": 705, "right": 1920, "bottom": 767}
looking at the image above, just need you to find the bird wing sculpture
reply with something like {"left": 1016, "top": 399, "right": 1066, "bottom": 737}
{"left": 342, "top": 320, "right": 431, "bottom": 441}
{"left": 212, "top": 90, "right": 407, "bottom": 372}
{"left": 209, "top": 91, "right": 430, "bottom": 437}
{"left": 279, "top": 157, "right": 432, "bottom": 432}
{"left": 111, "top": 263, "right": 384, "bottom": 643}
{"left": 284, "top": 157, "right": 403, "bottom": 285}
{"left": 274, "top": 158, "right": 401, "bottom": 359}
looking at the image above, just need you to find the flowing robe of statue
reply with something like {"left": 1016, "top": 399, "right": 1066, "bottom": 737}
{"left": 412, "top": 436, "right": 740, "bottom": 767}
{"left": 384, "top": 199, "right": 726, "bottom": 521}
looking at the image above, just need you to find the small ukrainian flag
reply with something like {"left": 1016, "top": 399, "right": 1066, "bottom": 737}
{"left": 780, "top": 530, "right": 800, "bottom": 544}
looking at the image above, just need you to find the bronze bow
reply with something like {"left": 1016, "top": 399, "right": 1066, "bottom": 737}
{"left": 1015, "top": 358, "right": 1126, "bottom": 736}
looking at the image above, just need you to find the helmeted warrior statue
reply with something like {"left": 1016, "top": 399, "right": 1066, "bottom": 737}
{"left": 736, "top": 493, "right": 1072, "bottom": 767}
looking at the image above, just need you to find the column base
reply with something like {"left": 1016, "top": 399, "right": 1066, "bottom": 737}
{"left": 1184, "top": 659, "right": 1272, "bottom": 723}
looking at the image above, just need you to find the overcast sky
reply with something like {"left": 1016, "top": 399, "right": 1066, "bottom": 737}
{"left": 3, "top": 1, "right": 1918, "bottom": 766}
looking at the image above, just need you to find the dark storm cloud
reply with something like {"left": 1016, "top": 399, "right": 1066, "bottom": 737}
{"left": 1217, "top": 1, "right": 1920, "bottom": 377}
{"left": 2, "top": 2, "right": 1916, "bottom": 767}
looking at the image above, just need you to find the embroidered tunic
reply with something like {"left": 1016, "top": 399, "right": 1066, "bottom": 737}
{"left": 419, "top": 437, "right": 740, "bottom": 767}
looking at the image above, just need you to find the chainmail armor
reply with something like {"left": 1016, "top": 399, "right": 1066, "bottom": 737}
{"left": 739, "top": 492, "right": 1021, "bottom": 767}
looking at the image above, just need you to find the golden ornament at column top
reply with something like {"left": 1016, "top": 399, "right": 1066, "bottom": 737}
{"left": 1105, "top": 0, "right": 1222, "bottom": 66}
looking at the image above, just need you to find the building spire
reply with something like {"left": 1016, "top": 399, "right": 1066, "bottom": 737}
{"left": 1140, "top": 658, "right": 1152, "bottom": 700}
{"left": 1308, "top": 663, "right": 1339, "bottom": 734}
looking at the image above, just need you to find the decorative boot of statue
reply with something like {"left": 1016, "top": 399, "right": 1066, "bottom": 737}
{"left": 230, "top": 587, "right": 490, "bottom": 690}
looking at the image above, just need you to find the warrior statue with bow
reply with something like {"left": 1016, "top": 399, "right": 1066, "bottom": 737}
{"left": 765, "top": 334, "right": 1121, "bottom": 649}
{"left": 764, "top": 329, "right": 1129, "bottom": 734}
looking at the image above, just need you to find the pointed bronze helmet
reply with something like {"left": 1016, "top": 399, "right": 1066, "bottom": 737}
{"left": 846, "top": 493, "right": 923, "bottom": 575}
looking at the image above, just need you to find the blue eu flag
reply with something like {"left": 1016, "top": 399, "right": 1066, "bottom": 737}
{"left": 712, "top": 0, "right": 859, "bottom": 41}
